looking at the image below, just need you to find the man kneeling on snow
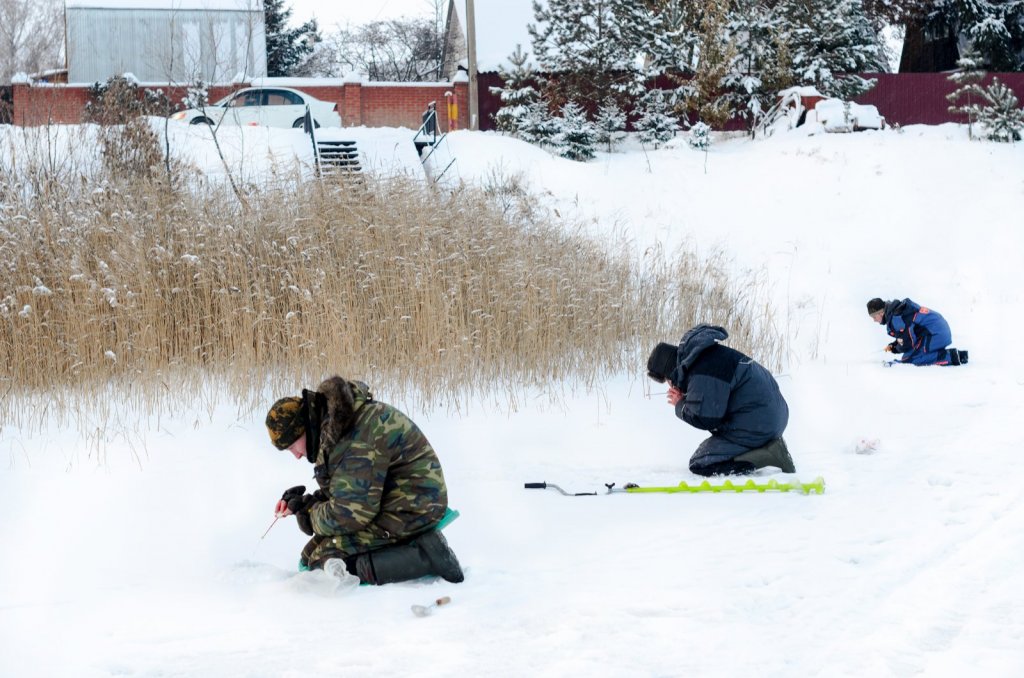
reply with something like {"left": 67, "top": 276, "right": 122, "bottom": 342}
{"left": 647, "top": 325, "right": 795, "bottom": 476}
{"left": 265, "top": 376, "right": 463, "bottom": 585}
{"left": 867, "top": 297, "right": 967, "bottom": 366}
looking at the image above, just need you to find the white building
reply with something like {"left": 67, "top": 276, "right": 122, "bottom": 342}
{"left": 65, "top": 0, "right": 267, "bottom": 84}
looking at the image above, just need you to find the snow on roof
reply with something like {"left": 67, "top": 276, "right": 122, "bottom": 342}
{"left": 778, "top": 85, "right": 825, "bottom": 98}
{"left": 452, "top": 0, "right": 536, "bottom": 73}
{"left": 66, "top": 0, "right": 260, "bottom": 10}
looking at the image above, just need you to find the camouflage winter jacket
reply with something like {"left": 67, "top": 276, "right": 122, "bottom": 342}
{"left": 307, "top": 377, "right": 448, "bottom": 541}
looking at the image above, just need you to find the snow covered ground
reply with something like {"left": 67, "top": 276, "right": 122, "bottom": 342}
{"left": 2, "top": 122, "right": 1023, "bottom": 677}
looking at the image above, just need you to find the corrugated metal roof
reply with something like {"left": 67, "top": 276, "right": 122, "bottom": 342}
{"left": 66, "top": 1, "right": 260, "bottom": 10}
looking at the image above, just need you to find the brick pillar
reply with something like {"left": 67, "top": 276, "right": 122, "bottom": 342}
{"left": 452, "top": 79, "right": 470, "bottom": 132}
{"left": 12, "top": 83, "right": 29, "bottom": 125}
{"left": 341, "top": 77, "right": 363, "bottom": 127}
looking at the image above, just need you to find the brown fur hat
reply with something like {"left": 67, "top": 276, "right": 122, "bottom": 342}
{"left": 316, "top": 376, "right": 357, "bottom": 451}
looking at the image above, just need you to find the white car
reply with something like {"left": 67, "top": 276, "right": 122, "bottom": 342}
{"left": 171, "top": 86, "right": 342, "bottom": 129}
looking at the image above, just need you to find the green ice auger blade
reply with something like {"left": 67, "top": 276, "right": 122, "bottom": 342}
{"left": 624, "top": 476, "right": 825, "bottom": 495}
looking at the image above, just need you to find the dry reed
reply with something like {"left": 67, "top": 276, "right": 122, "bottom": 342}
{"left": 0, "top": 134, "right": 781, "bottom": 433}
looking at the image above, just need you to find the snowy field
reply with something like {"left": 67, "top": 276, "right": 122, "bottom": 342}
{"left": 2, "top": 120, "right": 1023, "bottom": 677}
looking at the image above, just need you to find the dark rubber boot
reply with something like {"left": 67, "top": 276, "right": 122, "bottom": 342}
{"left": 413, "top": 531, "right": 464, "bottom": 583}
{"left": 734, "top": 438, "right": 796, "bottom": 473}
{"left": 354, "top": 531, "right": 464, "bottom": 585}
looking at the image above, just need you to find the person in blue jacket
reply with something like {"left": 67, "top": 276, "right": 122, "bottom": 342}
{"left": 867, "top": 298, "right": 967, "bottom": 366}
{"left": 646, "top": 325, "right": 795, "bottom": 476}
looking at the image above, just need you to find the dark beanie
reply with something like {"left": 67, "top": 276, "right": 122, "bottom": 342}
{"left": 647, "top": 342, "right": 678, "bottom": 383}
{"left": 866, "top": 298, "right": 885, "bottom": 314}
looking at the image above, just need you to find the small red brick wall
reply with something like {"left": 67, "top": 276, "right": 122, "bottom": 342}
{"left": 295, "top": 82, "right": 469, "bottom": 131}
{"left": 12, "top": 83, "right": 242, "bottom": 126}
{"left": 10, "top": 80, "right": 470, "bottom": 131}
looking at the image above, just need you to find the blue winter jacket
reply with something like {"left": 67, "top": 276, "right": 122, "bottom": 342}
{"left": 883, "top": 298, "right": 952, "bottom": 365}
{"left": 668, "top": 325, "right": 789, "bottom": 456}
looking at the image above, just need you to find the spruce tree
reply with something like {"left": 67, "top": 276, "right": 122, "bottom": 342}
{"left": 556, "top": 102, "right": 598, "bottom": 161}
{"left": 723, "top": 0, "right": 794, "bottom": 128}
{"left": 946, "top": 50, "right": 986, "bottom": 139}
{"left": 632, "top": 1, "right": 703, "bottom": 76}
{"left": 974, "top": 78, "right": 1024, "bottom": 142}
{"left": 492, "top": 45, "right": 540, "bottom": 135}
{"left": 778, "top": 0, "right": 885, "bottom": 100}
{"left": 593, "top": 98, "right": 627, "bottom": 152}
{"left": 528, "top": 0, "right": 642, "bottom": 109}
{"left": 265, "top": 0, "right": 320, "bottom": 76}
{"left": 636, "top": 89, "right": 681, "bottom": 148}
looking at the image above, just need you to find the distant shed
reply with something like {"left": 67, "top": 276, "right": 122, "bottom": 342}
{"left": 65, "top": 0, "right": 267, "bottom": 84}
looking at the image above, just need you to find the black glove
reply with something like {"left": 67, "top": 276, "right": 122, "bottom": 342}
{"left": 286, "top": 489, "right": 327, "bottom": 536}
{"left": 281, "top": 485, "right": 306, "bottom": 504}
{"left": 888, "top": 340, "right": 904, "bottom": 354}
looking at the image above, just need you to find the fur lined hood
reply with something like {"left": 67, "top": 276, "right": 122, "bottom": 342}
{"left": 316, "top": 376, "right": 372, "bottom": 452}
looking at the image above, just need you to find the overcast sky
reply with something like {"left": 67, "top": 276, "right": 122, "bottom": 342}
{"left": 287, "top": 0, "right": 444, "bottom": 30}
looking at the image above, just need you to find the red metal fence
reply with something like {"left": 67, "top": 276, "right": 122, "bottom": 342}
{"left": 855, "top": 72, "right": 1024, "bottom": 127}
{"left": 477, "top": 72, "right": 1024, "bottom": 131}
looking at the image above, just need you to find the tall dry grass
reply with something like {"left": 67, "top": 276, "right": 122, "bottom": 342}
{"left": 0, "top": 133, "right": 781, "bottom": 432}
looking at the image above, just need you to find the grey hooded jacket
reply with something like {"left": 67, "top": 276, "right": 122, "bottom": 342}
{"left": 671, "top": 325, "right": 788, "bottom": 463}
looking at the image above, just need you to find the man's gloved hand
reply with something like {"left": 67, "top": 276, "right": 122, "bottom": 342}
{"left": 274, "top": 485, "right": 305, "bottom": 518}
{"left": 287, "top": 489, "right": 327, "bottom": 536}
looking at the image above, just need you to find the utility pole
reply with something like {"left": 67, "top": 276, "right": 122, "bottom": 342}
{"left": 466, "top": 0, "right": 479, "bottom": 130}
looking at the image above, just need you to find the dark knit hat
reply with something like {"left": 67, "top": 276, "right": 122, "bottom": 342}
{"left": 867, "top": 298, "right": 885, "bottom": 314}
{"left": 647, "top": 342, "right": 678, "bottom": 383}
{"left": 266, "top": 395, "right": 306, "bottom": 449}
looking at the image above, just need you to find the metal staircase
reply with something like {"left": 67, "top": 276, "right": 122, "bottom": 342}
{"left": 301, "top": 105, "right": 362, "bottom": 178}
{"left": 315, "top": 139, "right": 362, "bottom": 175}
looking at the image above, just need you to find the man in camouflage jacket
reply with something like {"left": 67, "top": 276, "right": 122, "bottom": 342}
{"left": 266, "top": 376, "right": 463, "bottom": 585}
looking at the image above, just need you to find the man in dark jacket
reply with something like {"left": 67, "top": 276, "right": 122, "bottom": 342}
{"left": 867, "top": 297, "right": 967, "bottom": 366}
{"left": 265, "top": 376, "right": 464, "bottom": 585}
{"left": 647, "top": 325, "right": 794, "bottom": 476}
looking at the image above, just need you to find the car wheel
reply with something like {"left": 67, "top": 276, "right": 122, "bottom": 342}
{"left": 292, "top": 118, "right": 321, "bottom": 129}
{"left": 190, "top": 117, "right": 213, "bottom": 126}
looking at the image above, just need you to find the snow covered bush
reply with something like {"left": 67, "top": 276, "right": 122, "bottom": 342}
{"left": 84, "top": 75, "right": 164, "bottom": 180}
{"left": 555, "top": 102, "right": 597, "bottom": 161}
{"left": 976, "top": 79, "right": 1024, "bottom": 142}
{"left": 951, "top": 77, "right": 1024, "bottom": 142}
{"left": 593, "top": 99, "right": 627, "bottom": 153}
{"left": 688, "top": 122, "right": 712, "bottom": 151}
{"left": 636, "top": 89, "right": 680, "bottom": 148}
{"left": 518, "top": 100, "right": 562, "bottom": 149}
